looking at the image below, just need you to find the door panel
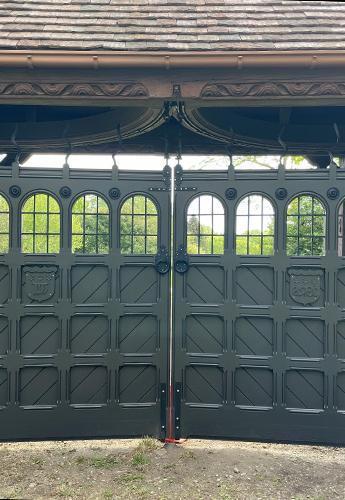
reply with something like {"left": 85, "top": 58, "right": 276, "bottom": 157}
{"left": 0, "top": 166, "right": 170, "bottom": 440}
{"left": 173, "top": 167, "right": 345, "bottom": 445}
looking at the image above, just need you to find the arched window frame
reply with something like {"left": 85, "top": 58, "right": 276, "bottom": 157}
{"left": 119, "top": 193, "right": 159, "bottom": 255}
{"left": 0, "top": 193, "right": 10, "bottom": 254}
{"left": 235, "top": 192, "right": 276, "bottom": 256}
{"left": 286, "top": 192, "right": 327, "bottom": 257}
{"left": 21, "top": 191, "right": 61, "bottom": 254}
{"left": 185, "top": 193, "right": 225, "bottom": 255}
{"left": 70, "top": 191, "right": 110, "bottom": 255}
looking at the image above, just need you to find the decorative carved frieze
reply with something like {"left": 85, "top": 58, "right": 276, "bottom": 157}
{"left": 201, "top": 82, "right": 345, "bottom": 98}
{"left": 0, "top": 82, "right": 148, "bottom": 98}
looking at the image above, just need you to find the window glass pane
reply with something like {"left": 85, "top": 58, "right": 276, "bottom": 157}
{"left": 186, "top": 195, "right": 225, "bottom": 255}
{"left": 133, "top": 215, "right": 145, "bottom": 234}
{"left": 236, "top": 195, "right": 275, "bottom": 255}
{"left": 133, "top": 235, "right": 145, "bottom": 254}
{"left": 35, "top": 213, "right": 48, "bottom": 233}
{"left": 213, "top": 236, "right": 224, "bottom": 254}
{"left": 22, "top": 234, "right": 33, "bottom": 253}
{"left": 199, "top": 235, "right": 212, "bottom": 254}
{"left": 133, "top": 196, "right": 146, "bottom": 214}
{"left": 71, "top": 194, "right": 109, "bottom": 254}
{"left": 286, "top": 195, "right": 326, "bottom": 256}
{"left": 72, "top": 235, "right": 84, "bottom": 253}
{"left": 120, "top": 195, "right": 158, "bottom": 255}
{"left": 21, "top": 193, "right": 60, "bottom": 254}
{"left": 48, "top": 235, "right": 60, "bottom": 254}
{"left": 0, "top": 235, "right": 9, "bottom": 253}
{"left": 236, "top": 236, "right": 248, "bottom": 255}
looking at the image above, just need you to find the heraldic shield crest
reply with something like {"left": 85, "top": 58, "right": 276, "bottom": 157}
{"left": 288, "top": 268, "right": 323, "bottom": 306}
{"left": 23, "top": 266, "right": 58, "bottom": 302}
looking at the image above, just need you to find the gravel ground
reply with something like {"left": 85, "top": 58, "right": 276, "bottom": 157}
{"left": 0, "top": 437, "right": 344, "bottom": 499}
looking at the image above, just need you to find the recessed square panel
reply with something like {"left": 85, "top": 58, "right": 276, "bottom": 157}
{"left": 0, "top": 368, "right": 8, "bottom": 406}
{"left": 21, "top": 266, "right": 59, "bottom": 304}
{"left": 20, "top": 316, "right": 59, "bottom": 355}
{"left": 70, "top": 315, "right": 109, "bottom": 355}
{"left": 0, "top": 266, "right": 9, "bottom": 304}
{"left": 71, "top": 265, "right": 109, "bottom": 304}
{"left": 285, "top": 318, "right": 325, "bottom": 359}
{"left": 119, "top": 315, "right": 157, "bottom": 354}
{"left": 286, "top": 267, "right": 325, "bottom": 307}
{"left": 235, "top": 317, "right": 273, "bottom": 357}
{"left": 186, "top": 266, "right": 225, "bottom": 304}
{"left": 185, "top": 315, "right": 224, "bottom": 354}
{"left": 285, "top": 370, "right": 324, "bottom": 410}
{"left": 235, "top": 266, "right": 274, "bottom": 305}
{"left": 235, "top": 367, "right": 273, "bottom": 408}
{"left": 119, "top": 365, "right": 157, "bottom": 404}
{"left": 0, "top": 317, "right": 9, "bottom": 355}
{"left": 185, "top": 365, "right": 224, "bottom": 405}
{"left": 19, "top": 366, "right": 58, "bottom": 406}
{"left": 120, "top": 266, "right": 158, "bottom": 304}
{"left": 70, "top": 366, "right": 108, "bottom": 405}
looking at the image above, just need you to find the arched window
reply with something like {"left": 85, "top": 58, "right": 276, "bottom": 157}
{"left": 186, "top": 195, "right": 225, "bottom": 254}
{"left": 286, "top": 194, "right": 326, "bottom": 256}
{"left": 0, "top": 194, "right": 10, "bottom": 253}
{"left": 236, "top": 194, "right": 275, "bottom": 255}
{"left": 71, "top": 193, "right": 110, "bottom": 254}
{"left": 21, "top": 193, "right": 60, "bottom": 254}
{"left": 120, "top": 194, "right": 158, "bottom": 254}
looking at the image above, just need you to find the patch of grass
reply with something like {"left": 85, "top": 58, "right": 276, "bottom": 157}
{"left": 181, "top": 449, "right": 196, "bottom": 460}
{"left": 75, "top": 456, "right": 87, "bottom": 465}
{"left": 75, "top": 454, "right": 119, "bottom": 469}
{"left": 137, "top": 436, "right": 160, "bottom": 452}
{"left": 90, "top": 455, "right": 119, "bottom": 469}
{"left": 56, "top": 483, "right": 74, "bottom": 497}
{"left": 118, "top": 473, "right": 144, "bottom": 484}
{"left": 131, "top": 450, "right": 150, "bottom": 467}
{"left": 102, "top": 489, "right": 114, "bottom": 499}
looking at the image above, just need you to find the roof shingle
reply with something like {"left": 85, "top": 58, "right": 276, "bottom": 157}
{"left": 1, "top": 0, "right": 345, "bottom": 51}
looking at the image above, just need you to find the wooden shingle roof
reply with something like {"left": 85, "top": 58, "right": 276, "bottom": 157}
{"left": 1, "top": 0, "right": 345, "bottom": 51}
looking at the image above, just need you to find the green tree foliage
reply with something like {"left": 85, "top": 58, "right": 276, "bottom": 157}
{"left": 286, "top": 195, "right": 325, "bottom": 256}
{"left": 72, "top": 194, "right": 109, "bottom": 254}
{"left": 0, "top": 195, "right": 9, "bottom": 253}
{"left": 120, "top": 195, "right": 158, "bottom": 255}
{"left": 187, "top": 215, "right": 224, "bottom": 254}
{"left": 21, "top": 193, "right": 60, "bottom": 254}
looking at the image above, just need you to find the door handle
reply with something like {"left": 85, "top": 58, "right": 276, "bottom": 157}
{"left": 174, "top": 245, "right": 189, "bottom": 274}
{"left": 155, "top": 246, "right": 170, "bottom": 274}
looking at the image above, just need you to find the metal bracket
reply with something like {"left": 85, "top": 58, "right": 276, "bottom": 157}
{"left": 175, "top": 245, "right": 189, "bottom": 274}
{"left": 155, "top": 246, "right": 170, "bottom": 275}
{"left": 175, "top": 164, "right": 197, "bottom": 192}
{"left": 149, "top": 164, "right": 171, "bottom": 192}
{"left": 160, "top": 383, "right": 167, "bottom": 440}
{"left": 175, "top": 382, "right": 182, "bottom": 440}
